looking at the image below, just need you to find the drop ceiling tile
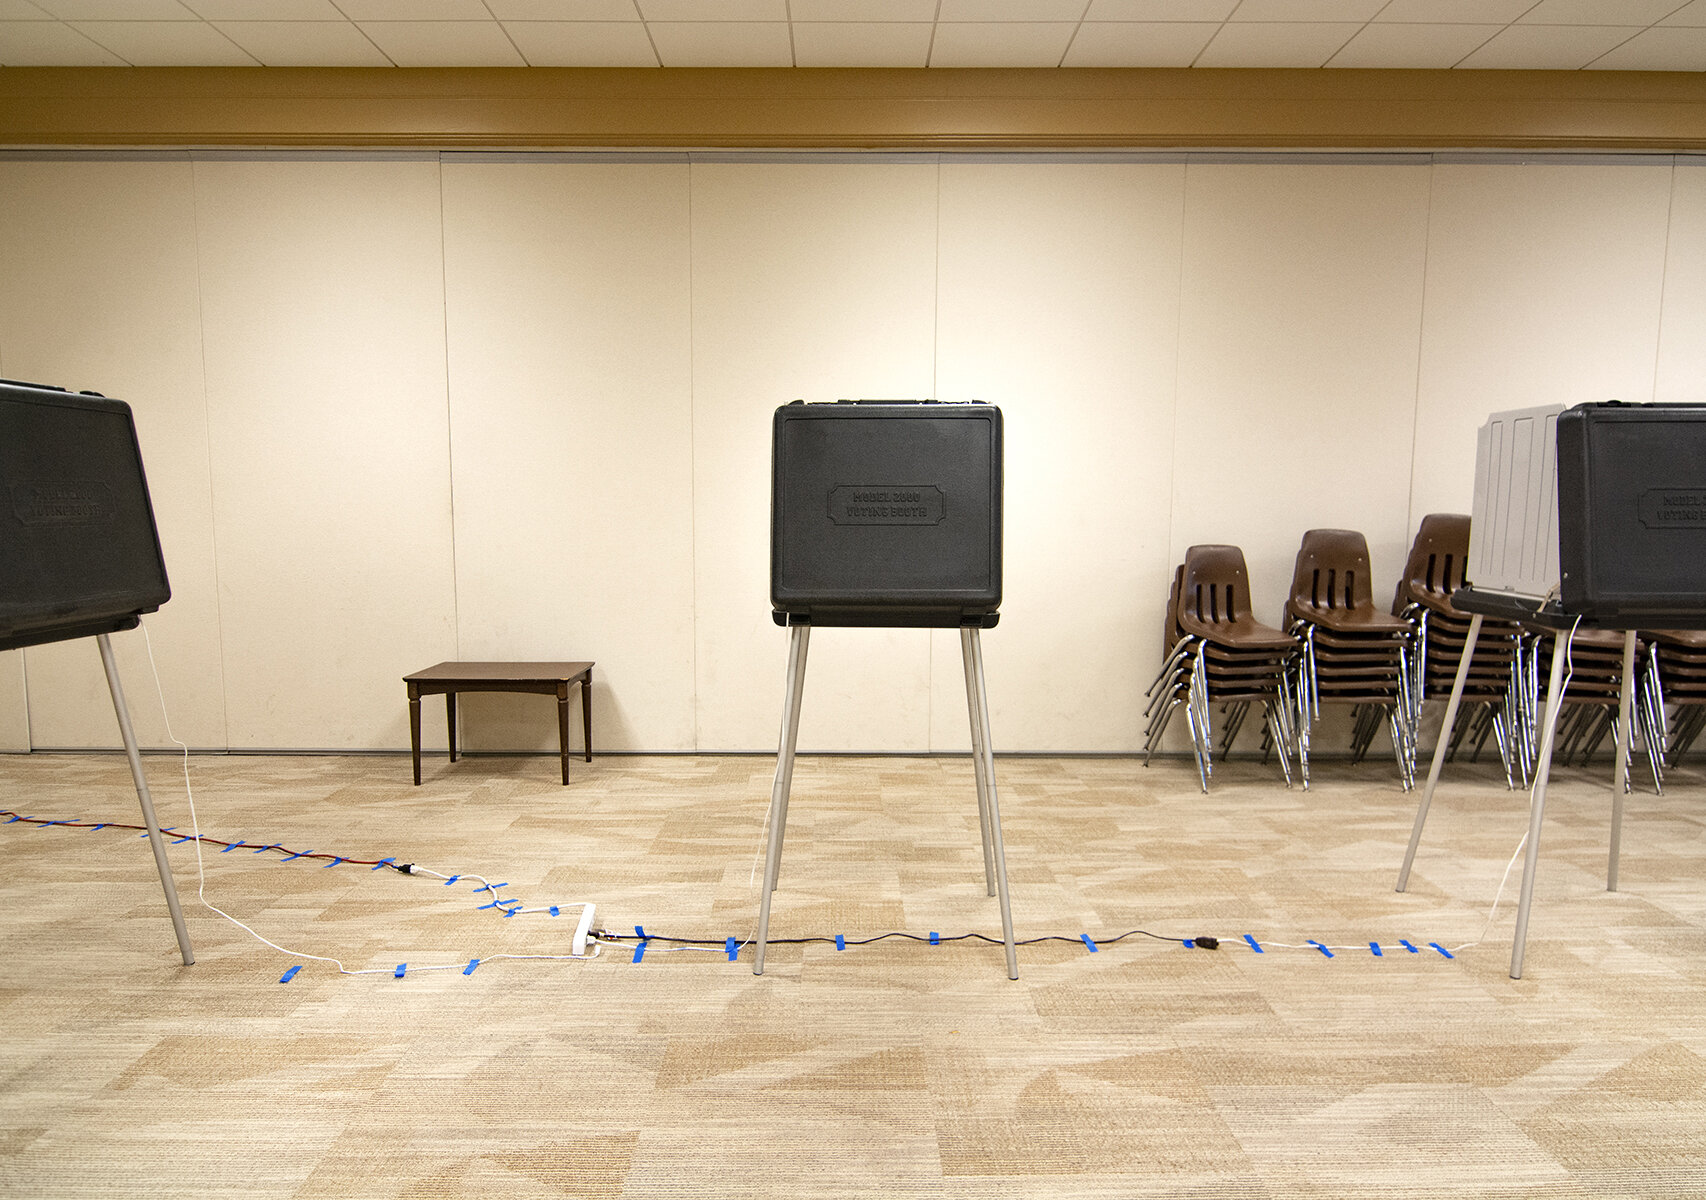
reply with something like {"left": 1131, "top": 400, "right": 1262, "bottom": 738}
{"left": 1587, "top": 25, "right": 1706, "bottom": 68}
{"left": 213, "top": 20, "right": 391, "bottom": 65}
{"left": 355, "top": 19, "right": 526, "bottom": 65}
{"left": 338, "top": 0, "right": 490, "bottom": 18}
{"left": 791, "top": 0, "right": 935, "bottom": 19}
{"left": 1194, "top": 20, "right": 1360, "bottom": 66}
{"left": 1084, "top": 0, "right": 1235, "bottom": 17}
{"left": 792, "top": 21, "right": 931, "bottom": 66}
{"left": 929, "top": 19, "right": 1076, "bottom": 64}
{"left": 184, "top": 0, "right": 342, "bottom": 16}
{"left": 1230, "top": 0, "right": 1383, "bottom": 20}
{"left": 503, "top": 19, "right": 658, "bottom": 65}
{"left": 487, "top": 0, "right": 637, "bottom": 16}
{"left": 1518, "top": 0, "right": 1685, "bottom": 24}
{"left": 1456, "top": 23, "right": 1642, "bottom": 67}
{"left": 635, "top": 0, "right": 784, "bottom": 19}
{"left": 1061, "top": 20, "right": 1217, "bottom": 65}
{"left": 0, "top": 0, "right": 49, "bottom": 16}
{"left": 1661, "top": 0, "right": 1706, "bottom": 26}
{"left": 72, "top": 18, "right": 257, "bottom": 62}
{"left": 647, "top": 20, "right": 790, "bottom": 65}
{"left": 0, "top": 18, "right": 126, "bottom": 61}
{"left": 1327, "top": 21, "right": 1499, "bottom": 67}
{"left": 938, "top": 0, "right": 1087, "bottom": 19}
{"left": 1374, "top": 0, "right": 1532, "bottom": 20}
{"left": 31, "top": 0, "right": 192, "bottom": 17}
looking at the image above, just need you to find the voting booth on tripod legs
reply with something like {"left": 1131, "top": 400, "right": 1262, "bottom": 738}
{"left": 757, "top": 400, "right": 1017, "bottom": 978}
{"left": 1, "top": 379, "right": 193, "bottom": 965}
{"left": 1397, "top": 401, "right": 1706, "bottom": 978}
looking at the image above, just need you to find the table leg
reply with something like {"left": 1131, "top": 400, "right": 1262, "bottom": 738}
{"left": 408, "top": 685, "right": 422, "bottom": 786}
{"left": 582, "top": 671, "right": 593, "bottom": 761}
{"left": 558, "top": 684, "right": 571, "bottom": 785}
{"left": 446, "top": 692, "right": 458, "bottom": 763}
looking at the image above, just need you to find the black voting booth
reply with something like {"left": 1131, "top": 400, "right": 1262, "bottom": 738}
{"left": 756, "top": 400, "right": 1017, "bottom": 978}
{"left": 1, "top": 379, "right": 193, "bottom": 965}
{"left": 1398, "top": 401, "right": 1706, "bottom": 978}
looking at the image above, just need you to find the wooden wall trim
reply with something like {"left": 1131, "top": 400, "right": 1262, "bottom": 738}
{"left": 2, "top": 66, "right": 1704, "bottom": 151}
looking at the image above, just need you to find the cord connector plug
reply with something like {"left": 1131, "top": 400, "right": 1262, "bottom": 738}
{"left": 1193, "top": 936, "right": 1219, "bottom": 950}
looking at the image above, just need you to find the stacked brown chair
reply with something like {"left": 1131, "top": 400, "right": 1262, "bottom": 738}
{"left": 1143, "top": 564, "right": 1194, "bottom": 767}
{"left": 1150, "top": 544, "right": 1299, "bottom": 792}
{"left": 1641, "top": 629, "right": 1706, "bottom": 770}
{"left": 1284, "top": 529, "right": 1415, "bottom": 789}
{"left": 1516, "top": 624, "right": 1663, "bottom": 790}
{"left": 1392, "top": 513, "right": 1526, "bottom": 787}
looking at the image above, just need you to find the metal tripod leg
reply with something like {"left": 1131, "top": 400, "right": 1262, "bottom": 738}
{"left": 1510, "top": 630, "right": 1571, "bottom": 980}
{"left": 754, "top": 623, "right": 809, "bottom": 975}
{"left": 963, "top": 627, "right": 1018, "bottom": 980}
{"left": 1608, "top": 628, "right": 1636, "bottom": 893}
{"left": 959, "top": 628, "right": 996, "bottom": 895}
{"left": 97, "top": 633, "right": 194, "bottom": 967}
{"left": 1397, "top": 613, "right": 1482, "bottom": 893}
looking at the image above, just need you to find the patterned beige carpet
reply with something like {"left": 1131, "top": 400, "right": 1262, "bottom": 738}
{"left": 2, "top": 749, "right": 1704, "bottom": 1197}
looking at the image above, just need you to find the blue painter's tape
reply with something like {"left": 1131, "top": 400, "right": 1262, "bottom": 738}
{"left": 1184, "top": 939, "right": 1195, "bottom": 948}
{"left": 279, "top": 965, "right": 301, "bottom": 983}
{"left": 172, "top": 834, "right": 195, "bottom": 844}
{"left": 1081, "top": 934, "right": 1098, "bottom": 953}
{"left": 726, "top": 937, "right": 738, "bottom": 961}
{"left": 929, "top": 932, "right": 940, "bottom": 945}
{"left": 1244, "top": 935, "right": 1264, "bottom": 953}
{"left": 1370, "top": 942, "right": 1383, "bottom": 957}
{"left": 549, "top": 906, "right": 560, "bottom": 917}
{"left": 252, "top": 843, "right": 279, "bottom": 853}
{"left": 5, "top": 815, "right": 21, "bottom": 824}
{"left": 372, "top": 858, "right": 396, "bottom": 871}
{"left": 1309, "top": 940, "right": 1334, "bottom": 958}
{"left": 221, "top": 841, "right": 241, "bottom": 852}
{"left": 464, "top": 959, "right": 479, "bottom": 975}
{"left": 1401, "top": 940, "right": 1419, "bottom": 954}
{"left": 503, "top": 908, "right": 517, "bottom": 918}
{"left": 476, "top": 881, "right": 507, "bottom": 893}
{"left": 444, "top": 875, "right": 460, "bottom": 886}
{"left": 323, "top": 857, "right": 343, "bottom": 868}
{"left": 281, "top": 849, "right": 312, "bottom": 862}
{"left": 90, "top": 824, "right": 107, "bottom": 832}
{"left": 632, "top": 942, "right": 646, "bottom": 964}
{"left": 635, "top": 925, "right": 646, "bottom": 939}
{"left": 478, "top": 901, "right": 502, "bottom": 911}
{"left": 395, "top": 964, "right": 407, "bottom": 978}
{"left": 1430, "top": 942, "right": 1455, "bottom": 959}
{"left": 835, "top": 935, "right": 845, "bottom": 951}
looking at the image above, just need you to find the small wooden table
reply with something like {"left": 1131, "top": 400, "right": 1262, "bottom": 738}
{"left": 404, "top": 661, "right": 593, "bottom": 785}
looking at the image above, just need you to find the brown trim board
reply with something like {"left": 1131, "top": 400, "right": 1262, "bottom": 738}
{"left": 1, "top": 67, "right": 1704, "bottom": 152}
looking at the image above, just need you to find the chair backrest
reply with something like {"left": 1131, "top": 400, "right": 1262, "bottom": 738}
{"left": 1289, "top": 528, "right": 1377, "bottom": 616}
{"left": 1179, "top": 544, "right": 1257, "bottom": 631}
{"left": 1401, "top": 513, "right": 1471, "bottom": 600}
{"left": 1165, "top": 563, "right": 1183, "bottom": 654}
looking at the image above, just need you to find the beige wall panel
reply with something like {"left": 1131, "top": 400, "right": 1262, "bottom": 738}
{"left": 0, "top": 160, "right": 225, "bottom": 750}
{"left": 194, "top": 159, "right": 457, "bottom": 750}
{"left": 0, "top": 652, "right": 26, "bottom": 751}
{"left": 1409, "top": 160, "right": 1673, "bottom": 528}
{"left": 691, "top": 161, "right": 938, "bottom": 751}
{"left": 440, "top": 161, "right": 695, "bottom": 754}
{"left": 934, "top": 161, "right": 1186, "bottom": 753}
{"left": 1656, "top": 161, "right": 1706, "bottom": 406}
{"left": 1171, "top": 163, "right": 1432, "bottom": 633}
